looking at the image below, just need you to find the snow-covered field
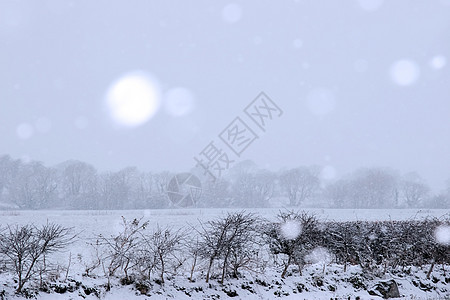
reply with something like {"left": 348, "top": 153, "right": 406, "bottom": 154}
{"left": 1, "top": 208, "right": 448, "bottom": 251}
{"left": 2, "top": 207, "right": 448, "bottom": 232}
{"left": 0, "top": 208, "right": 449, "bottom": 300}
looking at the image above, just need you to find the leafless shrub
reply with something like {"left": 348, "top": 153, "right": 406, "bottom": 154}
{"left": 220, "top": 213, "right": 263, "bottom": 281}
{"left": 195, "top": 211, "right": 262, "bottom": 283}
{"left": 79, "top": 239, "right": 103, "bottom": 277}
{"left": 0, "top": 223, "right": 75, "bottom": 293}
{"left": 138, "top": 225, "right": 184, "bottom": 284}
{"left": 323, "top": 221, "right": 359, "bottom": 272}
{"left": 323, "top": 216, "right": 450, "bottom": 277}
{"left": 96, "top": 217, "right": 148, "bottom": 289}
{"left": 264, "top": 210, "right": 321, "bottom": 278}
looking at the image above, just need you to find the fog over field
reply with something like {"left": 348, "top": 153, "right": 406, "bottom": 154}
{"left": 1, "top": 0, "right": 449, "bottom": 299}
{"left": 1, "top": 0, "right": 450, "bottom": 192}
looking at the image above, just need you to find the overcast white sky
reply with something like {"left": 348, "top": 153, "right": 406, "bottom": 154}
{"left": 1, "top": 0, "right": 449, "bottom": 191}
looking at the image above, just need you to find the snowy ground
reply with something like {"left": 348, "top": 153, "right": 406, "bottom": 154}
{"left": 0, "top": 208, "right": 449, "bottom": 299}
{"left": 2, "top": 207, "right": 447, "bottom": 233}
{"left": 22, "top": 264, "right": 450, "bottom": 300}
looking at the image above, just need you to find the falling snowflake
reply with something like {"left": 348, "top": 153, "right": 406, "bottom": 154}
{"left": 16, "top": 123, "right": 34, "bottom": 140}
{"left": 222, "top": 3, "right": 242, "bottom": 24}
{"left": 321, "top": 165, "right": 337, "bottom": 180}
{"left": 429, "top": 55, "right": 447, "bottom": 70}
{"left": 435, "top": 225, "right": 450, "bottom": 245}
{"left": 305, "top": 247, "right": 332, "bottom": 265}
{"left": 306, "top": 88, "right": 336, "bottom": 116}
{"left": 164, "top": 87, "right": 195, "bottom": 117}
{"left": 293, "top": 39, "right": 303, "bottom": 49}
{"left": 105, "top": 71, "right": 161, "bottom": 127}
{"left": 389, "top": 59, "right": 420, "bottom": 86}
{"left": 357, "top": 0, "right": 384, "bottom": 12}
{"left": 280, "top": 220, "right": 302, "bottom": 240}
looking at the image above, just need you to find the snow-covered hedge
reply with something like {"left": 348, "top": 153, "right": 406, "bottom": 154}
{"left": 0, "top": 211, "right": 448, "bottom": 295}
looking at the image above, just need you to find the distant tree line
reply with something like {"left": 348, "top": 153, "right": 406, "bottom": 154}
{"left": 0, "top": 155, "right": 449, "bottom": 210}
{"left": 0, "top": 212, "right": 448, "bottom": 293}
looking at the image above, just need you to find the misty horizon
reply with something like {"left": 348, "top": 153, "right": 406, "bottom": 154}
{"left": 1, "top": 152, "right": 448, "bottom": 195}
{"left": 1, "top": 1, "right": 449, "bottom": 191}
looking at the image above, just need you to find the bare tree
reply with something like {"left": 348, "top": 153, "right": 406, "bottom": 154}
{"left": 196, "top": 215, "right": 232, "bottom": 283}
{"left": 132, "top": 172, "right": 154, "bottom": 208}
{"left": 97, "top": 172, "right": 113, "bottom": 209}
{"left": 153, "top": 171, "right": 171, "bottom": 195}
{"left": 353, "top": 168, "right": 399, "bottom": 208}
{"left": 325, "top": 168, "right": 399, "bottom": 208}
{"left": 9, "top": 161, "right": 58, "bottom": 209}
{"left": 0, "top": 155, "right": 21, "bottom": 204}
{"left": 231, "top": 169, "right": 275, "bottom": 207}
{"left": 325, "top": 179, "right": 351, "bottom": 208}
{"left": 152, "top": 171, "right": 172, "bottom": 208}
{"left": 264, "top": 211, "right": 320, "bottom": 278}
{"left": 400, "top": 173, "right": 430, "bottom": 208}
{"left": 279, "top": 167, "right": 320, "bottom": 206}
{"left": 425, "top": 194, "right": 450, "bottom": 209}
{"left": 0, "top": 223, "right": 74, "bottom": 292}
{"left": 200, "top": 177, "right": 230, "bottom": 207}
{"left": 58, "top": 160, "right": 98, "bottom": 209}
{"left": 225, "top": 214, "right": 264, "bottom": 279}
{"left": 251, "top": 170, "right": 276, "bottom": 207}
{"left": 183, "top": 234, "right": 199, "bottom": 282}
{"left": 97, "top": 217, "right": 148, "bottom": 288}
{"left": 196, "top": 212, "right": 262, "bottom": 283}
{"left": 324, "top": 221, "right": 358, "bottom": 272}
{"left": 139, "top": 225, "right": 184, "bottom": 284}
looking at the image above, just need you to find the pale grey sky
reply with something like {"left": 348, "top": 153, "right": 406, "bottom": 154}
{"left": 1, "top": 0, "right": 449, "bottom": 191}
